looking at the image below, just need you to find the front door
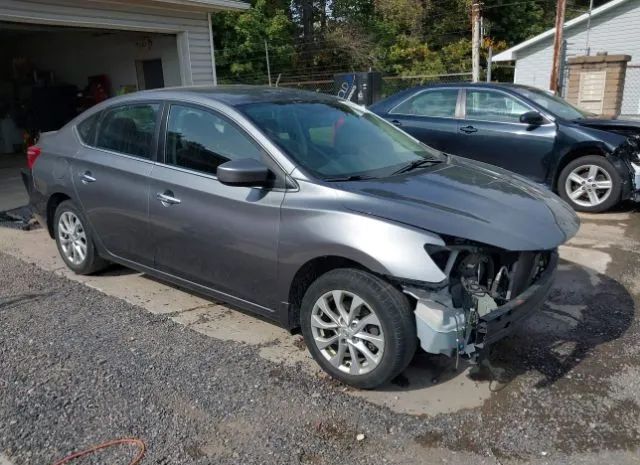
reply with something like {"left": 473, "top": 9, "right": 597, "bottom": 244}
{"left": 456, "top": 88, "right": 557, "bottom": 182}
{"left": 383, "top": 88, "right": 461, "bottom": 152}
{"left": 72, "top": 102, "right": 160, "bottom": 265}
{"left": 148, "top": 103, "right": 284, "bottom": 311}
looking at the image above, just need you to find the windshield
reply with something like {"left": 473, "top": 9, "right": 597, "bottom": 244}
{"left": 239, "top": 100, "right": 444, "bottom": 180}
{"left": 515, "top": 87, "right": 593, "bottom": 120}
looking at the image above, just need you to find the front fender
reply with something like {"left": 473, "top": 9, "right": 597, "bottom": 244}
{"left": 277, "top": 182, "right": 447, "bottom": 304}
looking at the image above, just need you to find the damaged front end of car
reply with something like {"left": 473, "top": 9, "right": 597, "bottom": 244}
{"left": 612, "top": 134, "right": 640, "bottom": 201}
{"left": 402, "top": 241, "right": 558, "bottom": 363}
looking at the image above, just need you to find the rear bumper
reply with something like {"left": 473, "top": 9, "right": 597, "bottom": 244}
{"left": 20, "top": 169, "right": 46, "bottom": 226}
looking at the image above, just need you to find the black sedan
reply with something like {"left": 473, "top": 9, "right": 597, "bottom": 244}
{"left": 370, "top": 83, "right": 640, "bottom": 212}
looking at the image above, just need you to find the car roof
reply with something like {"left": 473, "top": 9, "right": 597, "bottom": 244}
{"left": 111, "top": 85, "right": 338, "bottom": 107}
{"left": 407, "top": 82, "right": 541, "bottom": 92}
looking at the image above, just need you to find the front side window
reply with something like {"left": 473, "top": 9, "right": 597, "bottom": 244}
{"left": 514, "top": 87, "right": 591, "bottom": 120}
{"left": 165, "top": 105, "right": 263, "bottom": 176}
{"left": 240, "top": 100, "right": 444, "bottom": 180}
{"left": 465, "top": 90, "right": 531, "bottom": 123}
{"left": 96, "top": 104, "right": 159, "bottom": 158}
{"left": 390, "top": 89, "right": 459, "bottom": 118}
{"left": 77, "top": 112, "right": 100, "bottom": 145}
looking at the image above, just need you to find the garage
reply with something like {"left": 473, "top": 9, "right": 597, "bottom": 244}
{"left": 0, "top": 23, "right": 184, "bottom": 144}
{"left": 0, "top": 0, "right": 248, "bottom": 154}
{"left": 0, "top": 0, "right": 247, "bottom": 212}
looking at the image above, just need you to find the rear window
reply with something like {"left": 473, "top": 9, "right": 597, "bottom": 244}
{"left": 76, "top": 112, "right": 100, "bottom": 145}
{"left": 96, "top": 104, "right": 159, "bottom": 158}
{"left": 390, "top": 89, "right": 459, "bottom": 117}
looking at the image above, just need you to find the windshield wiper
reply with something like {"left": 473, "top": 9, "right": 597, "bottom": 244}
{"left": 324, "top": 174, "right": 377, "bottom": 182}
{"left": 392, "top": 158, "right": 442, "bottom": 175}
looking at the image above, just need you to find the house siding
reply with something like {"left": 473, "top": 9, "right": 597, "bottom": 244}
{"left": 0, "top": 0, "right": 215, "bottom": 85}
{"left": 512, "top": 0, "right": 640, "bottom": 115}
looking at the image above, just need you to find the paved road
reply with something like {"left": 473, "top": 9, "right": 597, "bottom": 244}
{"left": 1, "top": 208, "right": 640, "bottom": 464}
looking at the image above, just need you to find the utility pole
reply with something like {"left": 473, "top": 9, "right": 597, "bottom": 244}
{"left": 549, "top": 0, "right": 567, "bottom": 93}
{"left": 585, "top": 0, "right": 595, "bottom": 55}
{"left": 264, "top": 39, "right": 272, "bottom": 87}
{"left": 471, "top": 0, "right": 482, "bottom": 82}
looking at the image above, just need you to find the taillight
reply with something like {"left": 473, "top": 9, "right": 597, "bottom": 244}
{"left": 26, "top": 146, "right": 42, "bottom": 169}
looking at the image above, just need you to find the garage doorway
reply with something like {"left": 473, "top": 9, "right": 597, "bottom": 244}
{"left": 136, "top": 59, "right": 165, "bottom": 90}
{"left": 0, "top": 21, "right": 180, "bottom": 146}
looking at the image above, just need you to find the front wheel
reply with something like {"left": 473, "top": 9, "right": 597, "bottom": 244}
{"left": 558, "top": 155, "right": 621, "bottom": 213}
{"left": 300, "top": 268, "right": 417, "bottom": 389}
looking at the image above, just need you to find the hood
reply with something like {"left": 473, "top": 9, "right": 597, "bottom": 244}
{"left": 336, "top": 156, "right": 579, "bottom": 251}
{"left": 574, "top": 118, "right": 640, "bottom": 137}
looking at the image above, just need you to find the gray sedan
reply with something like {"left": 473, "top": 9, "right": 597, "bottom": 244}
{"left": 23, "top": 87, "right": 579, "bottom": 389}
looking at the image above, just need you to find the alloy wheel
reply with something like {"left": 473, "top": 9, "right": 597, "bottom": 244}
{"left": 564, "top": 164, "right": 613, "bottom": 208}
{"left": 310, "top": 290, "right": 385, "bottom": 375}
{"left": 58, "top": 211, "right": 88, "bottom": 266}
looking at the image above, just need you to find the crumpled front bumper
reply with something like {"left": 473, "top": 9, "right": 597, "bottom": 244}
{"left": 406, "top": 251, "right": 558, "bottom": 359}
{"left": 630, "top": 162, "right": 640, "bottom": 201}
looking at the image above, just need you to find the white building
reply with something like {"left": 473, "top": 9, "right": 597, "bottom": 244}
{"left": 0, "top": 0, "right": 248, "bottom": 92}
{"left": 492, "top": 0, "right": 640, "bottom": 118}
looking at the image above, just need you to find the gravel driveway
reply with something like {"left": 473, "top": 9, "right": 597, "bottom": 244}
{"left": 1, "top": 208, "right": 640, "bottom": 464}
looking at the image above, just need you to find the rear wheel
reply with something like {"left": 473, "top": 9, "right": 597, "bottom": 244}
{"left": 54, "top": 200, "right": 108, "bottom": 275}
{"left": 558, "top": 155, "right": 621, "bottom": 213}
{"left": 300, "top": 268, "right": 417, "bottom": 389}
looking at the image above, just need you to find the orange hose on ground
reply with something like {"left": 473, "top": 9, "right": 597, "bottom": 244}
{"left": 51, "top": 438, "right": 145, "bottom": 465}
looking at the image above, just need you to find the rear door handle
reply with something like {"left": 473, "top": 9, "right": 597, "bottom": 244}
{"left": 156, "top": 191, "right": 181, "bottom": 206}
{"left": 390, "top": 119, "right": 403, "bottom": 127}
{"left": 459, "top": 125, "right": 478, "bottom": 134}
{"left": 80, "top": 171, "right": 96, "bottom": 184}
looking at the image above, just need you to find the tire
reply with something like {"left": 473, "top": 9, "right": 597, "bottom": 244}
{"left": 53, "top": 200, "right": 108, "bottom": 275}
{"left": 558, "top": 155, "right": 622, "bottom": 213}
{"left": 300, "top": 268, "right": 417, "bottom": 389}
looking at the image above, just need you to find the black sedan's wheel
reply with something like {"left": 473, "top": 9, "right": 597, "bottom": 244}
{"left": 558, "top": 155, "right": 621, "bottom": 213}
{"left": 54, "top": 200, "right": 108, "bottom": 275}
{"left": 300, "top": 268, "right": 417, "bottom": 389}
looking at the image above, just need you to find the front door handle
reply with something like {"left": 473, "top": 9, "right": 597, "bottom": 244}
{"left": 390, "top": 119, "right": 403, "bottom": 127}
{"left": 156, "top": 191, "right": 181, "bottom": 206}
{"left": 80, "top": 171, "right": 96, "bottom": 184}
{"left": 459, "top": 125, "right": 478, "bottom": 134}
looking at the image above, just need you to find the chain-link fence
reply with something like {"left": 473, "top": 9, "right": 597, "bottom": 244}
{"left": 621, "top": 65, "right": 640, "bottom": 120}
{"left": 380, "top": 73, "right": 472, "bottom": 97}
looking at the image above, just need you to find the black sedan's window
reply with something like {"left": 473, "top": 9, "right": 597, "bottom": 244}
{"left": 465, "top": 90, "right": 530, "bottom": 123}
{"left": 96, "top": 104, "right": 159, "bottom": 158}
{"left": 390, "top": 89, "right": 459, "bottom": 117}
{"left": 165, "top": 105, "right": 262, "bottom": 176}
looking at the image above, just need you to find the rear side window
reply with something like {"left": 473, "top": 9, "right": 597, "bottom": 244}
{"left": 77, "top": 112, "right": 100, "bottom": 145}
{"left": 96, "top": 104, "right": 159, "bottom": 158}
{"left": 165, "top": 104, "right": 262, "bottom": 176}
{"left": 465, "top": 90, "right": 531, "bottom": 123}
{"left": 390, "top": 89, "right": 459, "bottom": 117}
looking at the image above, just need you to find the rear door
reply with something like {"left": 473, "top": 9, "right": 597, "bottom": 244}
{"left": 71, "top": 102, "right": 160, "bottom": 265}
{"left": 456, "top": 88, "right": 557, "bottom": 182}
{"left": 385, "top": 88, "right": 461, "bottom": 152}
{"left": 148, "top": 103, "right": 285, "bottom": 311}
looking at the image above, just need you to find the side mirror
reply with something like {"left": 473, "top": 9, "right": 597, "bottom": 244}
{"left": 217, "top": 158, "right": 271, "bottom": 186}
{"left": 519, "top": 110, "right": 545, "bottom": 126}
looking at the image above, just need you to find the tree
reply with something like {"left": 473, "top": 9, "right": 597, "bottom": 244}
{"left": 210, "top": 0, "right": 295, "bottom": 83}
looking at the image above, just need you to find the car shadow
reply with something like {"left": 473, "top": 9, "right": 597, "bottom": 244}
{"left": 384, "top": 258, "right": 635, "bottom": 393}
{"left": 99, "top": 263, "right": 140, "bottom": 277}
{"left": 604, "top": 199, "right": 640, "bottom": 213}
